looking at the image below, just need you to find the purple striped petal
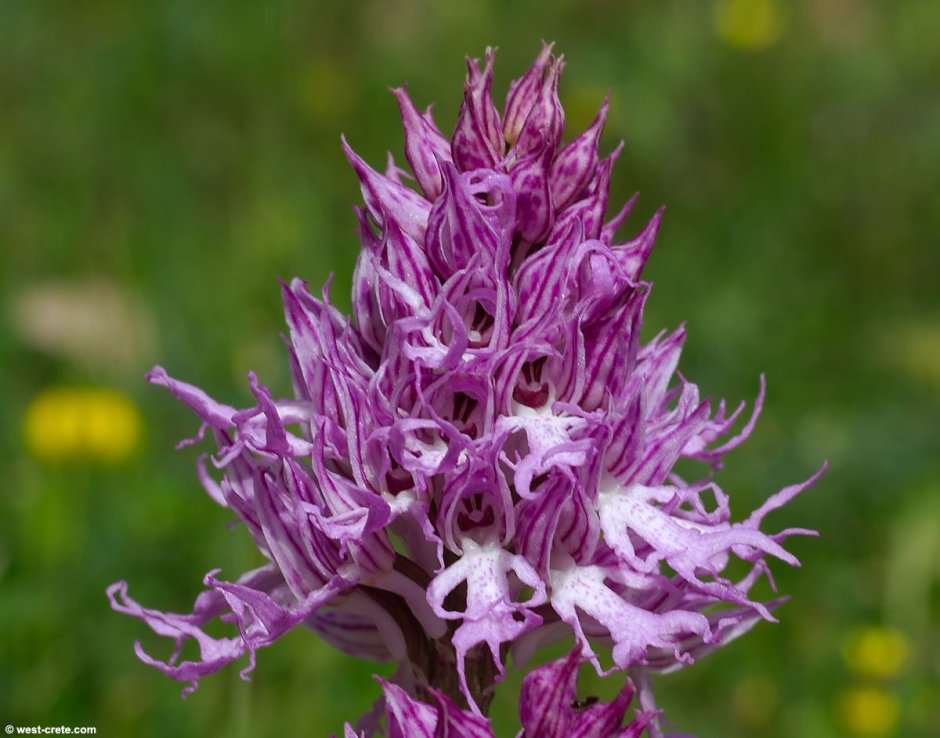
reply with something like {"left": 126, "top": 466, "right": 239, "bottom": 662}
{"left": 381, "top": 680, "right": 438, "bottom": 738}
{"left": 611, "top": 206, "right": 664, "bottom": 282}
{"left": 426, "top": 162, "right": 500, "bottom": 278}
{"left": 503, "top": 41, "right": 554, "bottom": 146}
{"left": 514, "top": 54, "right": 565, "bottom": 159}
{"left": 107, "top": 571, "right": 345, "bottom": 696}
{"left": 451, "top": 48, "right": 503, "bottom": 171}
{"left": 510, "top": 139, "right": 555, "bottom": 244}
{"left": 342, "top": 135, "right": 430, "bottom": 244}
{"left": 392, "top": 86, "right": 452, "bottom": 200}
{"left": 555, "top": 142, "right": 623, "bottom": 241}
{"left": 551, "top": 94, "right": 609, "bottom": 211}
{"left": 432, "top": 690, "right": 495, "bottom": 738}
{"left": 519, "top": 648, "right": 652, "bottom": 738}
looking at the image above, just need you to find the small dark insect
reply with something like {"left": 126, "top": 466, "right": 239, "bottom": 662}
{"left": 571, "top": 696, "right": 600, "bottom": 710}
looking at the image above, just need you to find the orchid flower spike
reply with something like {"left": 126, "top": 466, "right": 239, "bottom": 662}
{"left": 111, "top": 43, "right": 824, "bottom": 737}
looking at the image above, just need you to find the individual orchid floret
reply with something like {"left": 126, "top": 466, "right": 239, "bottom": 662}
{"left": 503, "top": 42, "right": 554, "bottom": 146}
{"left": 518, "top": 649, "right": 658, "bottom": 738}
{"left": 337, "top": 650, "right": 656, "bottom": 738}
{"left": 111, "top": 43, "right": 823, "bottom": 737}
{"left": 550, "top": 93, "right": 610, "bottom": 211}
{"left": 427, "top": 537, "right": 547, "bottom": 713}
{"left": 391, "top": 87, "right": 452, "bottom": 201}
{"left": 452, "top": 47, "right": 503, "bottom": 171}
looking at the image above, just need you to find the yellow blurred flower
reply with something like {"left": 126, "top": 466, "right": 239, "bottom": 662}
{"left": 24, "top": 387, "right": 142, "bottom": 464}
{"left": 713, "top": 0, "right": 785, "bottom": 50}
{"left": 838, "top": 686, "right": 900, "bottom": 736}
{"left": 842, "top": 625, "right": 910, "bottom": 680}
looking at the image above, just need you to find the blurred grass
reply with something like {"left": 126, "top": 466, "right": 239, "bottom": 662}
{"left": 1, "top": 1, "right": 939, "bottom": 736}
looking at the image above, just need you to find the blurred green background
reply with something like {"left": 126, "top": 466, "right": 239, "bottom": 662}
{"left": 2, "top": 0, "right": 938, "bottom": 736}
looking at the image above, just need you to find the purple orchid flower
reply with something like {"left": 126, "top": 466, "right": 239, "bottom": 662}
{"left": 109, "top": 44, "right": 824, "bottom": 736}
